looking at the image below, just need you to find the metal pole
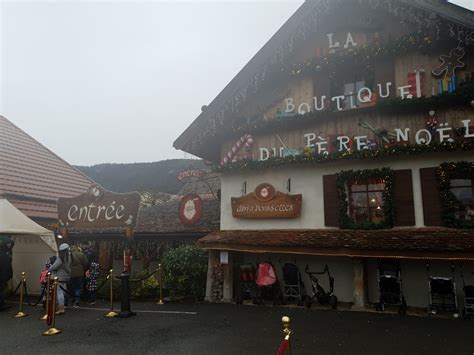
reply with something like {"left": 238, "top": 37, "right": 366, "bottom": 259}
{"left": 157, "top": 264, "right": 164, "bottom": 305}
{"left": 282, "top": 316, "right": 292, "bottom": 355}
{"left": 13, "top": 272, "right": 28, "bottom": 318}
{"left": 105, "top": 269, "right": 118, "bottom": 318}
{"left": 40, "top": 272, "right": 51, "bottom": 320}
{"left": 43, "top": 277, "right": 62, "bottom": 336}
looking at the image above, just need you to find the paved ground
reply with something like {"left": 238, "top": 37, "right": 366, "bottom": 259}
{"left": 0, "top": 299, "right": 473, "bottom": 354}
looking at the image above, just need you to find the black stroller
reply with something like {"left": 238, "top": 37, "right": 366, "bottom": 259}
{"left": 426, "top": 262, "right": 459, "bottom": 316}
{"left": 281, "top": 263, "right": 306, "bottom": 306}
{"left": 375, "top": 259, "right": 407, "bottom": 314}
{"left": 305, "top": 264, "right": 337, "bottom": 309}
{"left": 460, "top": 264, "right": 474, "bottom": 319}
{"left": 235, "top": 264, "right": 258, "bottom": 305}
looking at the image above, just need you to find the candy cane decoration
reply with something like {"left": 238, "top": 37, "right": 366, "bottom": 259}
{"left": 221, "top": 134, "right": 254, "bottom": 166}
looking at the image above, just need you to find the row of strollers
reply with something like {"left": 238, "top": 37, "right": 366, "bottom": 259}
{"left": 235, "top": 260, "right": 474, "bottom": 319}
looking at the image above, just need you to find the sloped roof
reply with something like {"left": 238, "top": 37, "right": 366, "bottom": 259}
{"left": 0, "top": 116, "right": 94, "bottom": 219}
{"left": 197, "top": 228, "right": 474, "bottom": 260}
{"left": 174, "top": 0, "right": 474, "bottom": 160}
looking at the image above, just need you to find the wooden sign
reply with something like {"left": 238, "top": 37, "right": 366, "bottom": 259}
{"left": 57, "top": 185, "right": 141, "bottom": 229}
{"left": 231, "top": 183, "right": 302, "bottom": 219}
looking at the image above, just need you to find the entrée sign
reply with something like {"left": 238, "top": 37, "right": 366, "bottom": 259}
{"left": 231, "top": 183, "right": 302, "bottom": 219}
{"left": 58, "top": 185, "right": 141, "bottom": 229}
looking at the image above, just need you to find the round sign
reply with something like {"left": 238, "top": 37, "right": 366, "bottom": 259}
{"left": 254, "top": 183, "right": 276, "bottom": 202}
{"left": 178, "top": 194, "right": 203, "bottom": 225}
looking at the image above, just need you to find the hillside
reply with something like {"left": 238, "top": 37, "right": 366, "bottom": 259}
{"left": 76, "top": 159, "right": 207, "bottom": 194}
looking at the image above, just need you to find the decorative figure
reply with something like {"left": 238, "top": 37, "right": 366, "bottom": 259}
{"left": 432, "top": 46, "right": 465, "bottom": 78}
{"left": 425, "top": 110, "right": 438, "bottom": 133}
{"left": 358, "top": 121, "right": 396, "bottom": 145}
{"left": 220, "top": 134, "right": 254, "bottom": 166}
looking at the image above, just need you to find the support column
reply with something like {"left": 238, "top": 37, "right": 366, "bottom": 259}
{"left": 222, "top": 252, "right": 233, "bottom": 303}
{"left": 352, "top": 257, "right": 367, "bottom": 309}
{"left": 204, "top": 250, "right": 217, "bottom": 302}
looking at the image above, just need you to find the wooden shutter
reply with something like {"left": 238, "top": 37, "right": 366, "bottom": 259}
{"left": 420, "top": 167, "right": 443, "bottom": 226}
{"left": 323, "top": 174, "right": 339, "bottom": 227}
{"left": 393, "top": 169, "right": 415, "bottom": 226}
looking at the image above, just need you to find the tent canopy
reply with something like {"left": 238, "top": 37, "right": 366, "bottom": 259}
{"left": 0, "top": 199, "right": 57, "bottom": 294}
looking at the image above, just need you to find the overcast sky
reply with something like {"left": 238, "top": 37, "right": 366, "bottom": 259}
{"left": 0, "top": 0, "right": 303, "bottom": 166}
{"left": 1, "top": 1, "right": 471, "bottom": 166}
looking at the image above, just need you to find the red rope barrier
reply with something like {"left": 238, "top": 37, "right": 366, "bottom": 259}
{"left": 276, "top": 338, "right": 288, "bottom": 355}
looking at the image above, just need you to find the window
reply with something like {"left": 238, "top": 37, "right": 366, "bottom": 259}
{"left": 349, "top": 178, "right": 385, "bottom": 224}
{"left": 450, "top": 178, "right": 474, "bottom": 220}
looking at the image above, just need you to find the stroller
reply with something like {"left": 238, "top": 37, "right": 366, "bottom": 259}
{"left": 305, "top": 264, "right": 337, "bottom": 309}
{"left": 235, "top": 264, "right": 258, "bottom": 305}
{"left": 256, "top": 262, "right": 282, "bottom": 305}
{"left": 281, "top": 263, "right": 306, "bottom": 306}
{"left": 426, "top": 262, "right": 459, "bottom": 316}
{"left": 375, "top": 259, "right": 407, "bottom": 314}
{"left": 460, "top": 264, "right": 474, "bottom": 319}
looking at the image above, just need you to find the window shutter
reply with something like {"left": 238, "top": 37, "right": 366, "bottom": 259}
{"left": 393, "top": 169, "right": 415, "bottom": 226}
{"left": 420, "top": 167, "right": 443, "bottom": 226}
{"left": 323, "top": 174, "right": 339, "bottom": 227}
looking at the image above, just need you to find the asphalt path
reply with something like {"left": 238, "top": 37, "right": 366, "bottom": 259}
{"left": 0, "top": 300, "right": 473, "bottom": 354}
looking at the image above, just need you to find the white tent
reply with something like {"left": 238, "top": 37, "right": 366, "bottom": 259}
{"left": 0, "top": 199, "right": 57, "bottom": 294}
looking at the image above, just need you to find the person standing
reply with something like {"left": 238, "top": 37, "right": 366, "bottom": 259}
{"left": 69, "top": 245, "right": 88, "bottom": 308}
{"left": 85, "top": 253, "right": 99, "bottom": 305}
{"left": 49, "top": 243, "right": 71, "bottom": 315}
{"left": 0, "top": 237, "right": 14, "bottom": 311}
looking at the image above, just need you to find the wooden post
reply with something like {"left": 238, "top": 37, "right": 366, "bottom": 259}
{"left": 204, "top": 250, "right": 217, "bottom": 302}
{"left": 222, "top": 252, "right": 233, "bottom": 303}
{"left": 352, "top": 257, "right": 366, "bottom": 309}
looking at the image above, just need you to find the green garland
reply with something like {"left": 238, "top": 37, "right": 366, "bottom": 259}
{"left": 229, "top": 79, "right": 474, "bottom": 137}
{"left": 336, "top": 168, "right": 394, "bottom": 230}
{"left": 437, "top": 161, "right": 474, "bottom": 229}
{"left": 289, "top": 33, "right": 435, "bottom": 77}
{"left": 216, "top": 140, "right": 474, "bottom": 172}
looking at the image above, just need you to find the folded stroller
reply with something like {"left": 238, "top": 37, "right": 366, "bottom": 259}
{"left": 375, "top": 259, "right": 407, "bottom": 314}
{"left": 235, "top": 264, "right": 258, "bottom": 305}
{"left": 461, "top": 265, "right": 474, "bottom": 319}
{"left": 256, "top": 262, "right": 282, "bottom": 305}
{"left": 427, "top": 262, "right": 459, "bottom": 316}
{"left": 281, "top": 263, "right": 306, "bottom": 306}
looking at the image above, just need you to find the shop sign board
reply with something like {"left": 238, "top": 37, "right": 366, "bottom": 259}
{"left": 58, "top": 185, "right": 141, "bottom": 229}
{"left": 231, "top": 183, "right": 302, "bottom": 219}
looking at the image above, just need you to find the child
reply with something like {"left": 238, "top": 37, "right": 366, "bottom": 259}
{"left": 85, "top": 254, "right": 99, "bottom": 305}
{"left": 40, "top": 256, "right": 57, "bottom": 309}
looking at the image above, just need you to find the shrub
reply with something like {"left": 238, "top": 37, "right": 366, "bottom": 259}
{"left": 162, "top": 244, "right": 207, "bottom": 301}
{"left": 130, "top": 270, "right": 160, "bottom": 299}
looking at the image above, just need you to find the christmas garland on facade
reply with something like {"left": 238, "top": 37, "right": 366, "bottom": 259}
{"left": 336, "top": 168, "right": 394, "bottom": 230}
{"left": 289, "top": 32, "right": 435, "bottom": 77}
{"left": 229, "top": 79, "right": 474, "bottom": 137}
{"left": 437, "top": 161, "right": 474, "bottom": 229}
{"left": 216, "top": 139, "right": 474, "bottom": 172}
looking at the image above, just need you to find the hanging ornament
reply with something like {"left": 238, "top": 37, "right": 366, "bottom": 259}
{"left": 220, "top": 134, "right": 254, "bottom": 166}
{"left": 431, "top": 46, "right": 465, "bottom": 78}
{"left": 425, "top": 110, "right": 438, "bottom": 133}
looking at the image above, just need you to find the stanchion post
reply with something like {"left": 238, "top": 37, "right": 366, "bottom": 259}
{"left": 118, "top": 272, "right": 135, "bottom": 318}
{"left": 40, "top": 272, "right": 51, "bottom": 321}
{"left": 157, "top": 264, "right": 164, "bottom": 305}
{"left": 105, "top": 269, "right": 118, "bottom": 318}
{"left": 282, "top": 316, "right": 292, "bottom": 355}
{"left": 13, "top": 272, "right": 28, "bottom": 318}
{"left": 43, "top": 277, "right": 62, "bottom": 336}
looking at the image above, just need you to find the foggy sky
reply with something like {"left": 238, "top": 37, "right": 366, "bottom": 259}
{"left": 0, "top": 1, "right": 302, "bottom": 165}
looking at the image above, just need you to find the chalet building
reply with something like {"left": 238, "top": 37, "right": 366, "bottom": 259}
{"left": 174, "top": 0, "right": 474, "bottom": 311}
{"left": 0, "top": 115, "right": 94, "bottom": 229}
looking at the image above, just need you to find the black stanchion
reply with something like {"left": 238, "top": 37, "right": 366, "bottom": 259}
{"left": 118, "top": 273, "right": 135, "bottom": 318}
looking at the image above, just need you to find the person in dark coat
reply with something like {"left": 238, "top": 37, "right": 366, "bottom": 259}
{"left": 0, "top": 236, "right": 14, "bottom": 311}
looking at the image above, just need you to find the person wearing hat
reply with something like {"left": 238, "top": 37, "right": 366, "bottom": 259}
{"left": 0, "top": 236, "right": 14, "bottom": 311}
{"left": 48, "top": 243, "right": 71, "bottom": 315}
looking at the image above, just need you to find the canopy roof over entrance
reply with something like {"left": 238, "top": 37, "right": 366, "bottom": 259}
{"left": 198, "top": 228, "right": 474, "bottom": 260}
